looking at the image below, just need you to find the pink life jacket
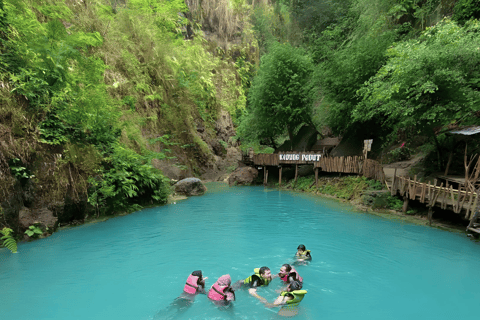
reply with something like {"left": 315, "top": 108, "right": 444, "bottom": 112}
{"left": 280, "top": 267, "right": 303, "bottom": 283}
{"left": 208, "top": 284, "right": 229, "bottom": 301}
{"left": 184, "top": 274, "right": 199, "bottom": 294}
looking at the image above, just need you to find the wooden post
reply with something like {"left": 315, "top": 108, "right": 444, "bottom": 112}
{"left": 279, "top": 166, "right": 282, "bottom": 187}
{"left": 428, "top": 207, "right": 434, "bottom": 226}
{"left": 315, "top": 167, "right": 319, "bottom": 187}
{"left": 295, "top": 164, "right": 298, "bottom": 184}
{"left": 391, "top": 167, "right": 397, "bottom": 196}
{"left": 263, "top": 166, "right": 267, "bottom": 186}
{"left": 467, "top": 189, "right": 480, "bottom": 229}
{"left": 411, "top": 175, "right": 417, "bottom": 200}
{"left": 402, "top": 195, "right": 409, "bottom": 213}
{"left": 470, "top": 193, "right": 478, "bottom": 220}
{"left": 444, "top": 149, "right": 454, "bottom": 176}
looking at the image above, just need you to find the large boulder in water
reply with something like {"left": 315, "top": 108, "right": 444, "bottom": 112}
{"left": 174, "top": 178, "right": 207, "bottom": 196}
{"left": 227, "top": 167, "right": 258, "bottom": 186}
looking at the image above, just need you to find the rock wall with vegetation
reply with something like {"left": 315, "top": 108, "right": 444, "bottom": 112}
{"left": 0, "top": 0, "right": 257, "bottom": 238}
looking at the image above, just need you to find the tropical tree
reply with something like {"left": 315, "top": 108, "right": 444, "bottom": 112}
{"left": 238, "top": 41, "right": 313, "bottom": 148}
{"left": 355, "top": 19, "right": 480, "bottom": 162}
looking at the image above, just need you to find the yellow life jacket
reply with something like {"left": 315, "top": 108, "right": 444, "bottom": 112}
{"left": 280, "top": 290, "right": 307, "bottom": 308}
{"left": 243, "top": 268, "right": 271, "bottom": 286}
{"left": 297, "top": 250, "right": 311, "bottom": 257}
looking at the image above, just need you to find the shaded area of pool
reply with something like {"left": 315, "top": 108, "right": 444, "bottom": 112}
{"left": 1, "top": 184, "right": 479, "bottom": 319}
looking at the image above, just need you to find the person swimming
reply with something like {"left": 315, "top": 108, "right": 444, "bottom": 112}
{"left": 233, "top": 266, "right": 272, "bottom": 302}
{"left": 155, "top": 270, "right": 208, "bottom": 319}
{"left": 278, "top": 264, "right": 303, "bottom": 284}
{"left": 295, "top": 244, "right": 312, "bottom": 261}
{"left": 207, "top": 274, "right": 235, "bottom": 307}
{"left": 264, "top": 280, "right": 307, "bottom": 317}
{"left": 183, "top": 270, "right": 207, "bottom": 296}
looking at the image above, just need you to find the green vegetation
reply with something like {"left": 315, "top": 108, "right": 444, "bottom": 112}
{"left": 24, "top": 224, "right": 43, "bottom": 238}
{"left": 238, "top": 41, "right": 313, "bottom": 147}
{"left": 236, "top": 0, "right": 480, "bottom": 174}
{"left": 283, "top": 175, "right": 407, "bottom": 212}
{"left": 355, "top": 19, "right": 480, "bottom": 147}
{"left": 1, "top": 227, "right": 17, "bottom": 253}
{"left": 0, "top": 0, "right": 255, "bottom": 231}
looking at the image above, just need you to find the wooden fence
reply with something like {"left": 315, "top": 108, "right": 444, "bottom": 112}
{"left": 391, "top": 176, "right": 479, "bottom": 219}
{"left": 253, "top": 152, "right": 364, "bottom": 174}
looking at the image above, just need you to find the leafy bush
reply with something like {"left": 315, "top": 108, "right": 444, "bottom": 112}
{"left": 384, "top": 146, "right": 411, "bottom": 163}
{"left": 387, "top": 195, "right": 404, "bottom": 211}
{"left": 9, "top": 158, "right": 33, "bottom": 180}
{"left": 366, "top": 178, "right": 383, "bottom": 190}
{"left": 24, "top": 224, "right": 43, "bottom": 238}
{"left": 88, "top": 144, "right": 170, "bottom": 215}
{"left": 453, "top": 0, "right": 480, "bottom": 25}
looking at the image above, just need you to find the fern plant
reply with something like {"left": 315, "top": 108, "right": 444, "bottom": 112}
{"left": 1, "top": 227, "right": 17, "bottom": 253}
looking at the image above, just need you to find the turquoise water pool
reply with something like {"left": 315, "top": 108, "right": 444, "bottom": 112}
{"left": 1, "top": 184, "right": 479, "bottom": 319}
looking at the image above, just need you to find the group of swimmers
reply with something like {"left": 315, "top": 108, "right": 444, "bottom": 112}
{"left": 175, "top": 244, "right": 312, "bottom": 317}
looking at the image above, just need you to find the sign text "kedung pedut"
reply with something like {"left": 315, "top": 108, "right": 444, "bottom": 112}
{"left": 279, "top": 154, "right": 322, "bottom": 161}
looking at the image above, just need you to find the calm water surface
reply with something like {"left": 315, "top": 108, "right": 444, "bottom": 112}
{"left": 1, "top": 184, "right": 479, "bottom": 319}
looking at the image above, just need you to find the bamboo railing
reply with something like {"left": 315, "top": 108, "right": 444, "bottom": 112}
{"left": 391, "top": 176, "right": 479, "bottom": 219}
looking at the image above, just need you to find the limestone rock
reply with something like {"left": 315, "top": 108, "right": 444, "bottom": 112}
{"left": 228, "top": 167, "right": 259, "bottom": 186}
{"left": 19, "top": 207, "right": 58, "bottom": 233}
{"left": 174, "top": 178, "right": 207, "bottom": 196}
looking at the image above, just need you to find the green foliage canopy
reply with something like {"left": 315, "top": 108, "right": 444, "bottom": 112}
{"left": 239, "top": 42, "right": 313, "bottom": 145}
{"left": 355, "top": 19, "right": 480, "bottom": 139}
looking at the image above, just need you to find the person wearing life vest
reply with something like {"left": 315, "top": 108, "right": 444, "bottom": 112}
{"left": 233, "top": 266, "right": 272, "bottom": 302}
{"left": 278, "top": 264, "right": 303, "bottom": 284}
{"left": 264, "top": 280, "right": 307, "bottom": 317}
{"left": 208, "top": 274, "right": 235, "bottom": 307}
{"left": 183, "top": 270, "right": 208, "bottom": 295}
{"left": 161, "top": 270, "right": 208, "bottom": 317}
{"left": 295, "top": 244, "right": 312, "bottom": 261}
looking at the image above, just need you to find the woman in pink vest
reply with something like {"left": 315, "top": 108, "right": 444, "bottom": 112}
{"left": 158, "top": 270, "right": 208, "bottom": 318}
{"left": 208, "top": 274, "right": 235, "bottom": 307}
{"left": 183, "top": 270, "right": 207, "bottom": 295}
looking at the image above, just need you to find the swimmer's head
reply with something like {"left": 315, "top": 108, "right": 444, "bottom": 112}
{"left": 297, "top": 244, "right": 306, "bottom": 252}
{"left": 279, "top": 264, "right": 292, "bottom": 276}
{"left": 289, "top": 280, "right": 302, "bottom": 291}
{"left": 217, "top": 274, "right": 231, "bottom": 287}
{"left": 192, "top": 270, "right": 202, "bottom": 279}
{"left": 259, "top": 266, "right": 272, "bottom": 279}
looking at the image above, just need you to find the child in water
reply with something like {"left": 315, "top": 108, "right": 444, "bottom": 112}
{"left": 294, "top": 244, "right": 312, "bottom": 264}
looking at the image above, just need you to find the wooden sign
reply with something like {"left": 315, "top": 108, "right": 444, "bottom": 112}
{"left": 278, "top": 153, "right": 322, "bottom": 161}
{"left": 364, "top": 139, "right": 373, "bottom": 152}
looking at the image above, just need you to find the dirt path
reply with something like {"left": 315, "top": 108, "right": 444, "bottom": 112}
{"left": 382, "top": 154, "right": 425, "bottom": 183}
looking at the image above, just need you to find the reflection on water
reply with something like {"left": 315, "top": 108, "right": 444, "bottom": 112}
{"left": 1, "top": 184, "right": 480, "bottom": 320}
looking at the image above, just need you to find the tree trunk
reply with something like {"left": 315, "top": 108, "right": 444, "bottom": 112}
{"left": 432, "top": 132, "right": 443, "bottom": 171}
{"left": 287, "top": 126, "right": 294, "bottom": 151}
